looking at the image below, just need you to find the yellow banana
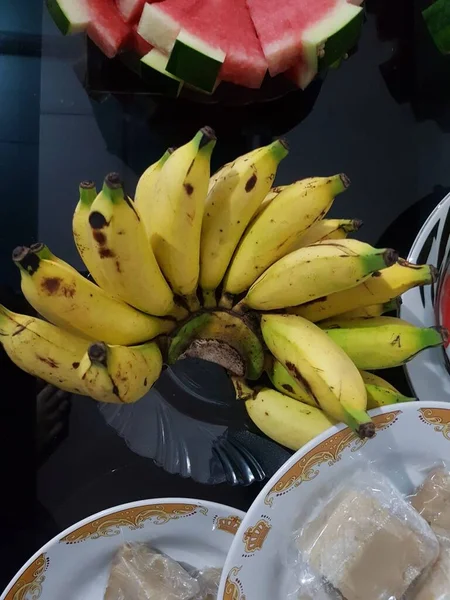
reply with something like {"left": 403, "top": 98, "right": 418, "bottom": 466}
{"left": 72, "top": 181, "right": 119, "bottom": 298}
{"left": 88, "top": 173, "right": 178, "bottom": 317}
{"left": 359, "top": 370, "right": 397, "bottom": 391}
{"left": 290, "top": 259, "right": 436, "bottom": 322}
{"left": 221, "top": 175, "right": 348, "bottom": 304}
{"left": 242, "top": 386, "right": 337, "bottom": 451}
{"left": 267, "top": 357, "right": 317, "bottom": 407}
{"left": 322, "top": 316, "right": 447, "bottom": 369}
{"left": 242, "top": 239, "right": 398, "bottom": 311}
{"left": 334, "top": 299, "right": 398, "bottom": 320}
{"left": 134, "top": 147, "right": 173, "bottom": 238}
{"left": 0, "top": 305, "right": 88, "bottom": 394}
{"left": 200, "top": 139, "right": 289, "bottom": 308}
{"left": 359, "top": 370, "right": 416, "bottom": 409}
{"left": 148, "top": 128, "right": 216, "bottom": 310}
{"left": 13, "top": 244, "right": 175, "bottom": 345}
{"left": 79, "top": 340, "right": 162, "bottom": 403}
{"left": 290, "top": 218, "right": 363, "bottom": 249}
{"left": 261, "top": 314, "right": 374, "bottom": 438}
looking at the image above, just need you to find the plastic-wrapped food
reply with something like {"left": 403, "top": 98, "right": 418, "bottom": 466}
{"left": 289, "top": 470, "right": 439, "bottom": 600}
{"left": 193, "top": 567, "right": 222, "bottom": 600}
{"left": 407, "top": 534, "right": 450, "bottom": 600}
{"left": 104, "top": 543, "right": 201, "bottom": 600}
{"left": 411, "top": 468, "right": 450, "bottom": 535}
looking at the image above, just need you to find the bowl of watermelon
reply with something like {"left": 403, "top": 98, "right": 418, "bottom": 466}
{"left": 46, "top": 0, "right": 365, "bottom": 104}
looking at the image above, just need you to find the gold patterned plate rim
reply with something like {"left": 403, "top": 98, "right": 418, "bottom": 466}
{"left": 1, "top": 497, "right": 245, "bottom": 600}
{"left": 218, "top": 401, "right": 450, "bottom": 600}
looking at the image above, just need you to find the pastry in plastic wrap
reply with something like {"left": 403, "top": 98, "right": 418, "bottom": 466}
{"left": 411, "top": 468, "right": 450, "bottom": 535}
{"left": 104, "top": 543, "right": 201, "bottom": 600}
{"left": 193, "top": 566, "right": 222, "bottom": 600}
{"left": 407, "top": 535, "right": 450, "bottom": 600}
{"left": 295, "top": 473, "right": 439, "bottom": 600}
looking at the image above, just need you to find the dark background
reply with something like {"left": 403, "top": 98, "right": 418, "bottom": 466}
{"left": 1, "top": 0, "right": 450, "bottom": 590}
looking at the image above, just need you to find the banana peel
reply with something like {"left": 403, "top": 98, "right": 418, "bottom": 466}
{"left": 168, "top": 309, "right": 264, "bottom": 380}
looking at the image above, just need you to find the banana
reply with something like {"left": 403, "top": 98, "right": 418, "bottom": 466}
{"left": 13, "top": 244, "right": 175, "bottom": 345}
{"left": 78, "top": 340, "right": 162, "bottom": 403}
{"left": 261, "top": 314, "right": 374, "bottom": 438}
{"left": 200, "top": 139, "right": 289, "bottom": 308}
{"left": 72, "top": 181, "right": 119, "bottom": 298}
{"left": 290, "top": 218, "right": 363, "bottom": 249}
{"left": 322, "top": 316, "right": 448, "bottom": 369}
{"left": 0, "top": 305, "right": 88, "bottom": 394}
{"left": 267, "top": 357, "right": 317, "bottom": 407}
{"left": 220, "top": 175, "right": 349, "bottom": 304}
{"left": 88, "top": 173, "right": 179, "bottom": 317}
{"left": 148, "top": 128, "right": 217, "bottom": 310}
{"left": 334, "top": 299, "right": 398, "bottom": 320}
{"left": 290, "top": 259, "right": 436, "bottom": 322}
{"left": 235, "top": 382, "right": 337, "bottom": 452}
{"left": 134, "top": 148, "right": 173, "bottom": 238}
{"left": 359, "top": 370, "right": 397, "bottom": 391}
{"left": 242, "top": 239, "right": 398, "bottom": 311}
{"left": 360, "top": 370, "right": 416, "bottom": 408}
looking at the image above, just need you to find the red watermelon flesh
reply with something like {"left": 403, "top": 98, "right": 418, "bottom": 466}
{"left": 219, "top": 0, "right": 267, "bottom": 89}
{"left": 116, "top": 0, "right": 146, "bottom": 23}
{"left": 129, "top": 25, "right": 153, "bottom": 55}
{"left": 87, "top": 0, "right": 131, "bottom": 57}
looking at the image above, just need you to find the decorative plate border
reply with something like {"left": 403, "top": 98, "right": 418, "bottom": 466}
{"left": 223, "top": 566, "right": 246, "bottom": 600}
{"left": 419, "top": 407, "right": 450, "bottom": 440}
{"left": 4, "top": 554, "right": 49, "bottom": 600}
{"left": 264, "top": 411, "right": 400, "bottom": 506}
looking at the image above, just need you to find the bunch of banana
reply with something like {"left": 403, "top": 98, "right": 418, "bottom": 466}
{"left": 1, "top": 130, "right": 443, "bottom": 457}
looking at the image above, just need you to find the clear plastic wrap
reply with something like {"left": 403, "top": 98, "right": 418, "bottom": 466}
{"left": 411, "top": 467, "right": 450, "bottom": 535}
{"left": 192, "top": 567, "right": 222, "bottom": 600}
{"left": 287, "top": 470, "right": 439, "bottom": 600}
{"left": 406, "top": 534, "right": 450, "bottom": 600}
{"left": 104, "top": 543, "right": 201, "bottom": 600}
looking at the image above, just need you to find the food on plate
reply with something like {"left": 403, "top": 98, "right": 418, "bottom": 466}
{"left": 295, "top": 476, "right": 439, "bottom": 600}
{"left": 46, "top": 0, "right": 365, "bottom": 94}
{"left": 408, "top": 535, "right": 450, "bottom": 600}
{"left": 2, "top": 132, "right": 442, "bottom": 449}
{"left": 412, "top": 468, "right": 450, "bottom": 535}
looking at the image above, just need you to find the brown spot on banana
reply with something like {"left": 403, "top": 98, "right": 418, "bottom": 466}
{"left": 89, "top": 211, "right": 108, "bottom": 229}
{"left": 184, "top": 183, "right": 194, "bottom": 195}
{"left": 245, "top": 173, "right": 257, "bottom": 192}
{"left": 282, "top": 384, "right": 294, "bottom": 394}
{"left": 41, "top": 277, "right": 62, "bottom": 295}
{"left": 72, "top": 362, "right": 80, "bottom": 369}
{"left": 36, "top": 355, "right": 59, "bottom": 368}
{"left": 285, "top": 361, "right": 321, "bottom": 408}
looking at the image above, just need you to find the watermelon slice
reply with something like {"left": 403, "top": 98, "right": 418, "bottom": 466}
{"left": 137, "top": 0, "right": 200, "bottom": 54}
{"left": 116, "top": 0, "right": 146, "bottom": 23}
{"left": 287, "top": 3, "right": 363, "bottom": 88}
{"left": 166, "top": 1, "right": 226, "bottom": 93}
{"left": 141, "top": 48, "right": 184, "bottom": 96}
{"left": 130, "top": 25, "right": 153, "bottom": 56}
{"left": 46, "top": 0, "right": 90, "bottom": 34}
{"left": 247, "top": 0, "right": 362, "bottom": 78}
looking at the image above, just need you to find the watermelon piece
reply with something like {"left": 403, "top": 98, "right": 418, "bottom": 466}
{"left": 87, "top": 0, "right": 131, "bottom": 58}
{"left": 423, "top": 0, "right": 450, "bottom": 55}
{"left": 219, "top": 0, "right": 267, "bottom": 89}
{"left": 116, "top": 0, "right": 146, "bottom": 23}
{"left": 287, "top": 4, "right": 364, "bottom": 88}
{"left": 141, "top": 48, "right": 184, "bottom": 96}
{"left": 130, "top": 25, "right": 153, "bottom": 55}
{"left": 46, "top": 0, "right": 90, "bottom": 34}
{"left": 247, "top": 0, "right": 362, "bottom": 78}
{"left": 137, "top": 0, "right": 200, "bottom": 54}
{"left": 166, "top": 1, "right": 227, "bottom": 93}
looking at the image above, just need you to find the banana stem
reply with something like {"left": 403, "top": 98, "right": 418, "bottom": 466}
{"left": 185, "top": 292, "right": 200, "bottom": 313}
{"left": 218, "top": 293, "right": 234, "bottom": 309}
{"left": 202, "top": 289, "right": 217, "bottom": 309}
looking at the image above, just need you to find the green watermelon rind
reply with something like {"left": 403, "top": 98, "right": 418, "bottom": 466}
{"left": 423, "top": 0, "right": 450, "bottom": 55}
{"left": 318, "top": 9, "right": 364, "bottom": 70}
{"left": 46, "top": 0, "right": 90, "bottom": 35}
{"left": 141, "top": 49, "right": 184, "bottom": 97}
{"left": 166, "top": 30, "right": 225, "bottom": 93}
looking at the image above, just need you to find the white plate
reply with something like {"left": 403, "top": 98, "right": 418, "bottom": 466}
{"left": 400, "top": 191, "right": 450, "bottom": 401}
{"left": 1, "top": 498, "right": 245, "bottom": 600}
{"left": 218, "top": 402, "right": 450, "bottom": 599}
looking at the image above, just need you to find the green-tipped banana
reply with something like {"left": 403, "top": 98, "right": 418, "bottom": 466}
{"left": 168, "top": 310, "right": 264, "bottom": 379}
{"left": 200, "top": 139, "right": 289, "bottom": 307}
{"left": 322, "top": 316, "right": 448, "bottom": 369}
{"left": 221, "top": 175, "right": 349, "bottom": 302}
{"left": 79, "top": 341, "right": 162, "bottom": 403}
{"left": 360, "top": 370, "right": 416, "bottom": 408}
{"left": 334, "top": 299, "right": 398, "bottom": 321}
{"left": 267, "top": 357, "right": 317, "bottom": 407}
{"left": 134, "top": 148, "right": 174, "bottom": 238}
{"left": 290, "top": 218, "right": 363, "bottom": 249}
{"left": 291, "top": 259, "right": 436, "bottom": 322}
{"left": 0, "top": 305, "right": 88, "bottom": 394}
{"left": 149, "top": 128, "right": 217, "bottom": 309}
{"left": 242, "top": 239, "right": 398, "bottom": 311}
{"left": 13, "top": 244, "right": 175, "bottom": 345}
{"left": 235, "top": 383, "right": 337, "bottom": 451}
{"left": 88, "top": 173, "right": 178, "bottom": 317}
{"left": 261, "top": 314, "right": 374, "bottom": 438}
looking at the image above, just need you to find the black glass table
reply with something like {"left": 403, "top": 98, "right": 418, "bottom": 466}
{"left": 2, "top": 0, "right": 450, "bottom": 590}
